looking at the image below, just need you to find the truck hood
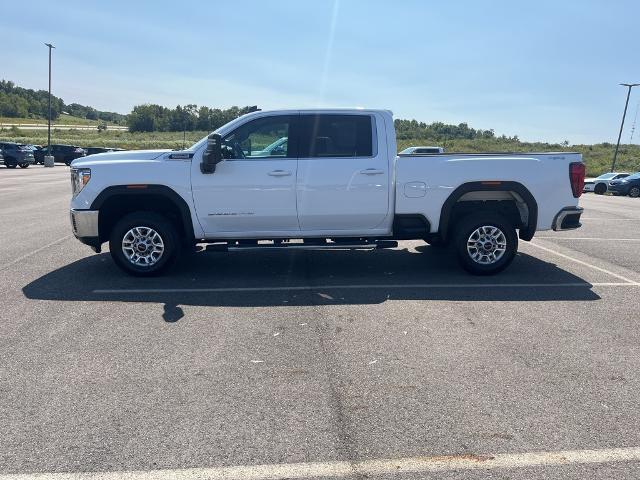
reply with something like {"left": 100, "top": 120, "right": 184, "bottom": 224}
{"left": 71, "top": 149, "right": 171, "bottom": 167}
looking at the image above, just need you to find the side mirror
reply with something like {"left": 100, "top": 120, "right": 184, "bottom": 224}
{"left": 201, "top": 133, "right": 223, "bottom": 174}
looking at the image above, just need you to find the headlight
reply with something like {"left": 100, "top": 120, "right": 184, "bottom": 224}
{"left": 70, "top": 168, "right": 91, "bottom": 196}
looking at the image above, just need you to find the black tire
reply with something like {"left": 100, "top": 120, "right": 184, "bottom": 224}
{"left": 594, "top": 183, "right": 607, "bottom": 195}
{"left": 629, "top": 186, "right": 640, "bottom": 198}
{"left": 453, "top": 212, "right": 518, "bottom": 275}
{"left": 19, "top": 163, "right": 29, "bottom": 169}
{"left": 109, "top": 211, "right": 180, "bottom": 276}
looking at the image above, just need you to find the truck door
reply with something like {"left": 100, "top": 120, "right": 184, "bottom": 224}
{"left": 191, "top": 114, "right": 299, "bottom": 235}
{"left": 296, "top": 113, "right": 390, "bottom": 232}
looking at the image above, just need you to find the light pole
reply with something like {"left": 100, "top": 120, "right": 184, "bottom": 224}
{"left": 44, "top": 43, "right": 55, "bottom": 158}
{"left": 611, "top": 83, "right": 640, "bottom": 172}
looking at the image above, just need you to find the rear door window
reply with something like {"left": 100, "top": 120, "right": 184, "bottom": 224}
{"left": 298, "top": 114, "right": 373, "bottom": 158}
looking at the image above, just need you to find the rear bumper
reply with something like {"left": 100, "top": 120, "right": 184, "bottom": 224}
{"left": 70, "top": 209, "right": 101, "bottom": 251}
{"left": 552, "top": 206, "right": 583, "bottom": 231}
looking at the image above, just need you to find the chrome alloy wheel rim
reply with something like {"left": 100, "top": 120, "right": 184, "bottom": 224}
{"left": 122, "top": 226, "right": 165, "bottom": 267}
{"left": 466, "top": 225, "right": 507, "bottom": 265}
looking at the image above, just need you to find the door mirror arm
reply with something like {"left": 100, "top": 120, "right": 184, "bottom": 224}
{"left": 201, "top": 133, "right": 223, "bottom": 174}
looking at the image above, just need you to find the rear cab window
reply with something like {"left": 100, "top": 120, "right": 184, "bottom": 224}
{"left": 298, "top": 114, "right": 375, "bottom": 158}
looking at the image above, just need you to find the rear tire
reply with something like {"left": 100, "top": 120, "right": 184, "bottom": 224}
{"left": 453, "top": 212, "right": 518, "bottom": 275}
{"left": 109, "top": 212, "right": 180, "bottom": 276}
{"left": 594, "top": 183, "right": 607, "bottom": 195}
{"left": 629, "top": 186, "right": 640, "bottom": 198}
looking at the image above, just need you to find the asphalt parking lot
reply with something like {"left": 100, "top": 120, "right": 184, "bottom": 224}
{"left": 2, "top": 165, "right": 640, "bottom": 479}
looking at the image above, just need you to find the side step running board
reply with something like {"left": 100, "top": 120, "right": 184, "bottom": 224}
{"left": 204, "top": 240, "right": 398, "bottom": 253}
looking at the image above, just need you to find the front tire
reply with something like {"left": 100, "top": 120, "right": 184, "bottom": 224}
{"left": 19, "top": 163, "right": 29, "bottom": 168}
{"left": 453, "top": 212, "right": 518, "bottom": 275}
{"left": 629, "top": 186, "right": 640, "bottom": 198}
{"left": 594, "top": 183, "right": 607, "bottom": 195}
{"left": 109, "top": 212, "right": 180, "bottom": 276}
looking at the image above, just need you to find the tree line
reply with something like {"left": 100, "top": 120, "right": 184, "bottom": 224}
{"left": 127, "top": 104, "right": 259, "bottom": 132}
{"left": 0, "top": 80, "right": 125, "bottom": 124}
{"left": 1, "top": 78, "right": 519, "bottom": 142}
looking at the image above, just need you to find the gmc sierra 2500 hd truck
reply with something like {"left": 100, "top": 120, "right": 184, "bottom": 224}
{"left": 69, "top": 109, "right": 585, "bottom": 276}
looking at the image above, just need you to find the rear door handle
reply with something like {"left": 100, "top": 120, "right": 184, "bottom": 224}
{"left": 268, "top": 170, "right": 292, "bottom": 177}
{"left": 360, "top": 168, "right": 385, "bottom": 175}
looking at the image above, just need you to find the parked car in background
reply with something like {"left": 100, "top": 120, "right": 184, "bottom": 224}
{"left": 608, "top": 172, "right": 640, "bottom": 198}
{"left": 85, "top": 147, "right": 119, "bottom": 156}
{"left": 583, "top": 172, "right": 630, "bottom": 194}
{"left": 0, "top": 142, "right": 35, "bottom": 168}
{"left": 251, "top": 137, "right": 288, "bottom": 157}
{"left": 45, "top": 144, "right": 86, "bottom": 165}
{"left": 399, "top": 146, "right": 445, "bottom": 154}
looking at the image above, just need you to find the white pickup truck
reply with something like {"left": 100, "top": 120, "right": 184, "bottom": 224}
{"left": 69, "top": 109, "right": 585, "bottom": 276}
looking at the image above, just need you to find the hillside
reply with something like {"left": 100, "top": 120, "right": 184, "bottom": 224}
{"left": 0, "top": 80, "right": 125, "bottom": 125}
{"left": 1, "top": 79, "right": 639, "bottom": 176}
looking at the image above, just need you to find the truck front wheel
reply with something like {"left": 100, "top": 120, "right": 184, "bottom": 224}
{"left": 109, "top": 212, "right": 179, "bottom": 276}
{"left": 453, "top": 212, "right": 517, "bottom": 275}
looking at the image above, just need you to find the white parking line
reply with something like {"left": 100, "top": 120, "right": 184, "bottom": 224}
{"left": 580, "top": 217, "right": 635, "bottom": 220}
{"left": 536, "top": 237, "right": 640, "bottom": 241}
{"left": 0, "top": 235, "right": 72, "bottom": 272}
{"left": 527, "top": 241, "right": 637, "bottom": 284}
{"left": 4, "top": 446, "right": 640, "bottom": 479}
{"left": 93, "top": 282, "right": 639, "bottom": 294}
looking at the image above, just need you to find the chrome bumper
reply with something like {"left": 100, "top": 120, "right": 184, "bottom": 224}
{"left": 70, "top": 209, "right": 99, "bottom": 238}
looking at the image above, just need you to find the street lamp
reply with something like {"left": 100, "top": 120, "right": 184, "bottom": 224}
{"left": 611, "top": 83, "right": 640, "bottom": 172}
{"left": 44, "top": 43, "right": 55, "bottom": 158}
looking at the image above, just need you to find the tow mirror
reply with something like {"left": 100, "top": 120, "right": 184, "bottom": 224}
{"left": 201, "top": 133, "right": 223, "bottom": 174}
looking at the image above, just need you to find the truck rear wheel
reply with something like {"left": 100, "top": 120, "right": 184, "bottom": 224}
{"left": 109, "top": 212, "right": 179, "bottom": 276}
{"left": 453, "top": 212, "right": 517, "bottom": 275}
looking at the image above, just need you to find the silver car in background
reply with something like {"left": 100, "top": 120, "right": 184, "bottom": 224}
{"left": 583, "top": 172, "right": 630, "bottom": 194}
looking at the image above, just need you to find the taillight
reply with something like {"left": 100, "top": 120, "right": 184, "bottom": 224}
{"left": 569, "top": 162, "right": 585, "bottom": 198}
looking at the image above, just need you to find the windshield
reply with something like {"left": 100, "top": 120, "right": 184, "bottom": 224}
{"left": 596, "top": 173, "right": 616, "bottom": 180}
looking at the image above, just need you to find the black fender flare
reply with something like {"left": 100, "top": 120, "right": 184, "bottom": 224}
{"left": 438, "top": 181, "right": 538, "bottom": 242}
{"left": 90, "top": 185, "right": 196, "bottom": 241}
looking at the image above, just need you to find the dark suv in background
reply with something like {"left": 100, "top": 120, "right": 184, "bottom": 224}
{"left": 609, "top": 172, "right": 640, "bottom": 198}
{"left": 34, "top": 144, "right": 86, "bottom": 165}
{"left": 0, "top": 142, "right": 35, "bottom": 168}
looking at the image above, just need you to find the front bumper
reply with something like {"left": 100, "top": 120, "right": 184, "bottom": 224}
{"left": 583, "top": 183, "right": 595, "bottom": 192}
{"left": 607, "top": 184, "right": 628, "bottom": 195}
{"left": 552, "top": 206, "right": 583, "bottom": 231}
{"left": 70, "top": 209, "right": 101, "bottom": 251}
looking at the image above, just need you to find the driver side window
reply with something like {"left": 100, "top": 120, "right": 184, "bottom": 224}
{"left": 222, "top": 116, "right": 292, "bottom": 159}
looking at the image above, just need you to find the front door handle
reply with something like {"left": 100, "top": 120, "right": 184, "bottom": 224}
{"left": 360, "top": 168, "right": 385, "bottom": 175}
{"left": 268, "top": 170, "right": 292, "bottom": 177}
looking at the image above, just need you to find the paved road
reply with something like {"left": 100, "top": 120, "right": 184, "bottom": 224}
{"left": 2, "top": 165, "right": 640, "bottom": 479}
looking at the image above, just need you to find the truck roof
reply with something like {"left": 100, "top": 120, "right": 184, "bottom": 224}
{"left": 239, "top": 108, "right": 393, "bottom": 117}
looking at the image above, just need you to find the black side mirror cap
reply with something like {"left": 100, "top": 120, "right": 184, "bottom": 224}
{"left": 201, "top": 133, "right": 223, "bottom": 174}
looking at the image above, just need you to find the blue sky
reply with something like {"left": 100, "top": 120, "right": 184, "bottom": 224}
{"left": 3, "top": 0, "right": 640, "bottom": 144}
